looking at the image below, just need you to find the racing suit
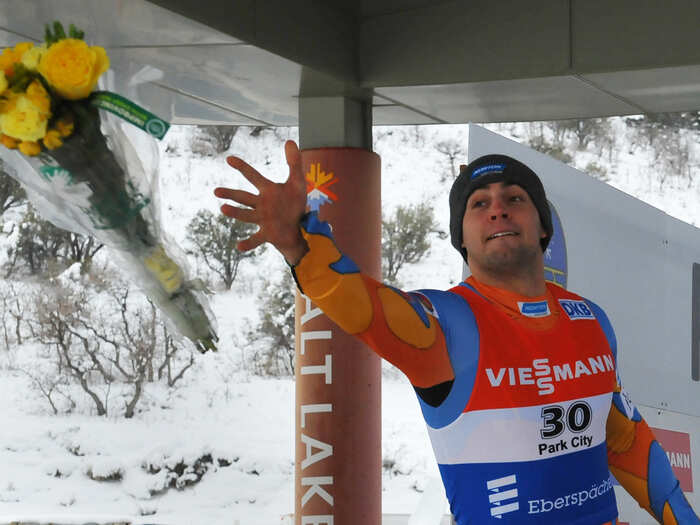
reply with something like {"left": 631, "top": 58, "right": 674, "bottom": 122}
{"left": 291, "top": 211, "right": 699, "bottom": 525}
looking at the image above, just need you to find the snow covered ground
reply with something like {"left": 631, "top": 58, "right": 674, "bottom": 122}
{"left": 0, "top": 120, "right": 699, "bottom": 524}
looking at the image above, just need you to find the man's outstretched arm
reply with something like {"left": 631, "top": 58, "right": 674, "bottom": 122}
{"left": 289, "top": 209, "right": 456, "bottom": 390}
{"left": 214, "top": 141, "right": 455, "bottom": 391}
{"left": 606, "top": 388, "right": 699, "bottom": 524}
{"left": 589, "top": 300, "right": 698, "bottom": 524}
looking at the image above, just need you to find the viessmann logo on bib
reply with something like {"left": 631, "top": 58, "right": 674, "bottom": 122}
{"left": 485, "top": 354, "right": 615, "bottom": 396}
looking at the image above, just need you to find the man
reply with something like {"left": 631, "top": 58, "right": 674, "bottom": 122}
{"left": 214, "top": 140, "right": 699, "bottom": 524}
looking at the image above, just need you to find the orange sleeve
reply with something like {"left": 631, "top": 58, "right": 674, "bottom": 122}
{"left": 292, "top": 213, "right": 454, "bottom": 388}
{"left": 606, "top": 390, "right": 699, "bottom": 524}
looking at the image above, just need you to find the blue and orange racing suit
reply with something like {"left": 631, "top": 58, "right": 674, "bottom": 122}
{"left": 290, "top": 212, "right": 699, "bottom": 525}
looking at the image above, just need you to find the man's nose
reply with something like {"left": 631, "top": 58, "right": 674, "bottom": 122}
{"left": 488, "top": 199, "right": 509, "bottom": 220}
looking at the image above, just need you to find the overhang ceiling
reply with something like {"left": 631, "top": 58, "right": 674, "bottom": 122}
{"left": 4, "top": 0, "right": 700, "bottom": 126}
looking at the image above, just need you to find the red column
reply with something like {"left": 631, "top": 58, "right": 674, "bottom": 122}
{"left": 294, "top": 148, "right": 382, "bottom": 525}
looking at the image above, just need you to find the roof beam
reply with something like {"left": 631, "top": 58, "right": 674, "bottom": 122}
{"left": 147, "top": 0, "right": 359, "bottom": 83}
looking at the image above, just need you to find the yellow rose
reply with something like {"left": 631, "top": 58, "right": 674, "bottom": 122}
{"left": 0, "top": 71, "right": 7, "bottom": 94}
{"left": 55, "top": 116, "right": 74, "bottom": 138}
{"left": 20, "top": 44, "right": 46, "bottom": 71}
{"left": 42, "top": 129, "right": 62, "bottom": 150}
{"left": 0, "top": 81, "right": 51, "bottom": 141}
{"left": 25, "top": 79, "right": 51, "bottom": 114}
{"left": 0, "top": 42, "right": 33, "bottom": 76}
{"left": 38, "top": 39, "right": 109, "bottom": 100}
{"left": 0, "top": 134, "right": 18, "bottom": 149}
{"left": 18, "top": 140, "right": 41, "bottom": 156}
{"left": 14, "top": 42, "right": 33, "bottom": 57}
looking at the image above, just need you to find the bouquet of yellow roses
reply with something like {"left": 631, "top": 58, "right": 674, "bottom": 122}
{"left": 0, "top": 23, "right": 218, "bottom": 352}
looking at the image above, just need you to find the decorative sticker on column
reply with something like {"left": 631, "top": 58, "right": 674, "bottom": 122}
{"left": 306, "top": 162, "right": 338, "bottom": 212}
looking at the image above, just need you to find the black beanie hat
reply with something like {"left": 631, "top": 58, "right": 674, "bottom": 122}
{"left": 449, "top": 154, "right": 553, "bottom": 264}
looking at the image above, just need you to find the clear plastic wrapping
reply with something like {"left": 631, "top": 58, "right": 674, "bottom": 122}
{"left": 0, "top": 62, "right": 218, "bottom": 352}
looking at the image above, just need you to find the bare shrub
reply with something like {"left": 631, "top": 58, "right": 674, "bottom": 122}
{"left": 653, "top": 129, "right": 691, "bottom": 189}
{"left": 435, "top": 139, "right": 465, "bottom": 181}
{"left": 19, "top": 366, "right": 75, "bottom": 415}
{"left": 0, "top": 282, "right": 30, "bottom": 350}
{"left": 192, "top": 125, "right": 239, "bottom": 156}
{"left": 28, "top": 270, "right": 195, "bottom": 418}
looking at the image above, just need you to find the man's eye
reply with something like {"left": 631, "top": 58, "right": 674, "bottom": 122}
{"left": 510, "top": 195, "right": 524, "bottom": 202}
{"left": 472, "top": 200, "right": 486, "bottom": 208}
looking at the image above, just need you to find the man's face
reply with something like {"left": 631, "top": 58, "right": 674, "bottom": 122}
{"left": 462, "top": 181, "right": 547, "bottom": 276}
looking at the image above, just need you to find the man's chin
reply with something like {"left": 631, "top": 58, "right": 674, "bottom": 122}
{"left": 476, "top": 247, "right": 540, "bottom": 274}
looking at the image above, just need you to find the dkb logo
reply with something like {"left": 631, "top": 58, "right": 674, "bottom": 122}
{"left": 559, "top": 300, "right": 595, "bottom": 320}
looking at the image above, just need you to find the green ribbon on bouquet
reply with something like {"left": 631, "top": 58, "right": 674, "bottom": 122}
{"left": 90, "top": 91, "right": 170, "bottom": 140}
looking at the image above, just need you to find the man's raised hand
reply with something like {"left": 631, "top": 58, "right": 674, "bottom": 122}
{"left": 214, "top": 140, "right": 309, "bottom": 265}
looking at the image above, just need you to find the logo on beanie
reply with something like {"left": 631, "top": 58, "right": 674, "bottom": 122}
{"left": 544, "top": 202, "right": 567, "bottom": 288}
{"left": 471, "top": 164, "right": 506, "bottom": 180}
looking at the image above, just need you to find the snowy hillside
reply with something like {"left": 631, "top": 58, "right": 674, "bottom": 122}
{"left": 0, "top": 119, "right": 699, "bottom": 524}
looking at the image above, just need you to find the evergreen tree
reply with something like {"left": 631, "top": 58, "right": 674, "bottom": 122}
{"left": 624, "top": 112, "right": 699, "bottom": 147}
{"left": 186, "top": 209, "right": 261, "bottom": 289}
{"left": 526, "top": 122, "right": 573, "bottom": 165}
{"left": 552, "top": 118, "right": 613, "bottom": 151}
{"left": 14, "top": 206, "right": 69, "bottom": 275}
{"left": 382, "top": 202, "right": 446, "bottom": 286}
{"left": 0, "top": 165, "right": 25, "bottom": 214}
{"left": 251, "top": 271, "right": 296, "bottom": 376}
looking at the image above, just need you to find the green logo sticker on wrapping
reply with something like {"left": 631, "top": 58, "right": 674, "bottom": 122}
{"left": 90, "top": 91, "right": 170, "bottom": 140}
{"left": 39, "top": 165, "right": 73, "bottom": 183}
